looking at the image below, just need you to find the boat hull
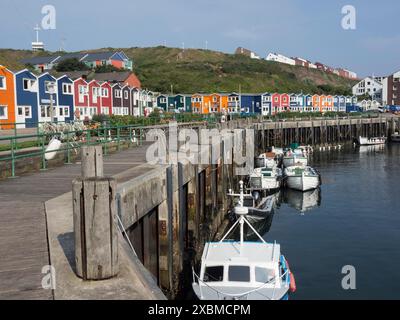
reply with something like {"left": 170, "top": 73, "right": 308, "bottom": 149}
{"left": 286, "top": 175, "right": 320, "bottom": 192}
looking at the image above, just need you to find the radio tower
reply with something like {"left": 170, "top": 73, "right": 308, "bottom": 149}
{"left": 32, "top": 24, "right": 45, "bottom": 52}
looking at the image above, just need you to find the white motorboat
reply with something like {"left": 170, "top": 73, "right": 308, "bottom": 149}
{"left": 284, "top": 165, "right": 320, "bottom": 192}
{"left": 255, "top": 152, "right": 278, "bottom": 169}
{"left": 282, "top": 149, "right": 308, "bottom": 168}
{"left": 249, "top": 167, "right": 283, "bottom": 192}
{"left": 358, "top": 136, "right": 386, "bottom": 146}
{"left": 391, "top": 132, "right": 400, "bottom": 143}
{"left": 192, "top": 182, "right": 296, "bottom": 300}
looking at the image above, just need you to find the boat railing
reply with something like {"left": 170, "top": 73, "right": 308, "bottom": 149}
{"left": 192, "top": 267, "right": 289, "bottom": 300}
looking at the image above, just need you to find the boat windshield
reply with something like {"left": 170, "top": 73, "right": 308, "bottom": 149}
{"left": 255, "top": 267, "right": 275, "bottom": 284}
{"left": 204, "top": 266, "right": 224, "bottom": 283}
{"left": 228, "top": 266, "right": 250, "bottom": 282}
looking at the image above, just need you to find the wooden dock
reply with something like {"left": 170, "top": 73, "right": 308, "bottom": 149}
{"left": 0, "top": 143, "right": 150, "bottom": 299}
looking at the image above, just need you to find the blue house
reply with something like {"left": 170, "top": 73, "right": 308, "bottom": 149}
{"left": 304, "top": 94, "right": 313, "bottom": 112}
{"left": 334, "top": 95, "right": 346, "bottom": 112}
{"left": 37, "top": 73, "right": 58, "bottom": 123}
{"left": 157, "top": 94, "right": 168, "bottom": 111}
{"left": 56, "top": 75, "right": 74, "bottom": 122}
{"left": 240, "top": 94, "right": 261, "bottom": 115}
{"left": 14, "top": 69, "right": 39, "bottom": 128}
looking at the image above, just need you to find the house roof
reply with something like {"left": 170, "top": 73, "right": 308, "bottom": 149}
{"left": 21, "top": 55, "right": 59, "bottom": 65}
{"left": 91, "top": 71, "right": 132, "bottom": 83}
{"left": 83, "top": 51, "right": 123, "bottom": 62}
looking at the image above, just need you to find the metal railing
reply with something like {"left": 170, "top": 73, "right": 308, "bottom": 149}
{"left": 0, "top": 124, "right": 145, "bottom": 178}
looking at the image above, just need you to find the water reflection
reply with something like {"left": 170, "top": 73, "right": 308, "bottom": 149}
{"left": 358, "top": 144, "right": 386, "bottom": 155}
{"left": 282, "top": 188, "right": 321, "bottom": 214}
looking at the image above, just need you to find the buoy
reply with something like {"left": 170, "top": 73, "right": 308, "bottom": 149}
{"left": 285, "top": 260, "right": 297, "bottom": 293}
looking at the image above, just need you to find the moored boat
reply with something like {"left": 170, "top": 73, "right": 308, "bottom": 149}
{"left": 284, "top": 165, "right": 320, "bottom": 192}
{"left": 391, "top": 132, "right": 400, "bottom": 143}
{"left": 249, "top": 166, "right": 283, "bottom": 192}
{"left": 357, "top": 136, "right": 386, "bottom": 146}
{"left": 282, "top": 150, "right": 308, "bottom": 168}
{"left": 192, "top": 182, "right": 295, "bottom": 300}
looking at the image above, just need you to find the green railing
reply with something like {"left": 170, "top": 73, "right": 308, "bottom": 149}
{"left": 0, "top": 124, "right": 145, "bottom": 178}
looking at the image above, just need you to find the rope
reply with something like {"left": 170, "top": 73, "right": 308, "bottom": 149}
{"left": 116, "top": 214, "right": 138, "bottom": 257}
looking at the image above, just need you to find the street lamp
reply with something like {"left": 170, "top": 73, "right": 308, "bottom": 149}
{"left": 47, "top": 82, "right": 56, "bottom": 123}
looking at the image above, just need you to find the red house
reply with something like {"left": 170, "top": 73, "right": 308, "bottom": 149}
{"left": 271, "top": 93, "right": 281, "bottom": 115}
{"left": 88, "top": 80, "right": 102, "bottom": 115}
{"left": 100, "top": 82, "right": 112, "bottom": 115}
{"left": 73, "top": 78, "right": 89, "bottom": 120}
{"left": 280, "top": 93, "right": 290, "bottom": 112}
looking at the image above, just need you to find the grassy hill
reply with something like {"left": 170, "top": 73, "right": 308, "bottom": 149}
{"left": 0, "top": 46, "right": 357, "bottom": 95}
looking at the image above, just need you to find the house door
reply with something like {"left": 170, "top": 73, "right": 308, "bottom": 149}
{"left": 16, "top": 106, "right": 31, "bottom": 129}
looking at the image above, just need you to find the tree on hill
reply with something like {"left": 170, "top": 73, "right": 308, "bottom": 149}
{"left": 55, "top": 58, "right": 89, "bottom": 72}
{"left": 94, "top": 65, "right": 128, "bottom": 73}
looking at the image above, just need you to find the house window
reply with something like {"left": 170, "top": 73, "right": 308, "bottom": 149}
{"left": 0, "top": 105, "right": 8, "bottom": 119}
{"left": 0, "top": 76, "right": 6, "bottom": 90}
{"left": 102, "top": 88, "right": 109, "bottom": 97}
{"left": 63, "top": 83, "right": 73, "bottom": 94}
{"left": 45, "top": 81, "right": 55, "bottom": 93}
{"left": 64, "top": 107, "right": 70, "bottom": 117}
{"left": 23, "top": 106, "right": 32, "bottom": 118}
{"left": 124, "top": 91, "right": 129, "bottom": 99}
{"left": 79, "top": 85, "right": 87, "bottom": 95}
{"left": 115, "top": 90, "right": 122, "bottom": 98}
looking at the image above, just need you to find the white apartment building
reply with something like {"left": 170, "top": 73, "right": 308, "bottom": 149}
{"left": 352, "top": 77, "right": 383, "bottom": 103}
{"left": 266, "top": 53, "right": 296, "bottom": 66}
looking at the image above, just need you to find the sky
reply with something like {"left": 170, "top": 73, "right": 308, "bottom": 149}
{"left": 0, "top": 0, "right": 399, "bottom": 77}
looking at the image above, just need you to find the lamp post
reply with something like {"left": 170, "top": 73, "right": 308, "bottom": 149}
{"left": 47, "top": 82, "right": 56, "bottom": 123}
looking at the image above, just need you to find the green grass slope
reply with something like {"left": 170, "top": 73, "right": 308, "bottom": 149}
{"left": 0, "top": 46, "right": 358, "bottom": 95}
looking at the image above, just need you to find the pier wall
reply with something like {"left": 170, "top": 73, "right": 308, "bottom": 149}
{"left": 112, "top": 115, "right": 397, "bottom": 298}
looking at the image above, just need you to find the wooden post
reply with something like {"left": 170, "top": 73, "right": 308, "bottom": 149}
{"left": 73, "top": 146, "right": 118, "bottom": 281}
{"left": 73, "top": 177, "right": 119, "bottom": 280}
{"left": 81, "top": 145, "right": 104, "bottom": 178}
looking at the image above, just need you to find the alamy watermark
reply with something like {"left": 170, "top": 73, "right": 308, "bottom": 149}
{"left": 341, "top": 265, "right": 356, "bottom": 290}
{"left": 341, "top": 5, "right": 356, "bottom": 30}
{"left": 41, "top": 5, "right": 56, "bottom": 30}
{"left": 145, "top": 123, "right": 254, "bottom": 176}
{"left": 41, "top": 265, "right": 56, "bottom": 290}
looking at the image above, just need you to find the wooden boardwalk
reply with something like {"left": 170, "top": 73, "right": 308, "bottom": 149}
{"left": 0, "top": 143, "right": 150, "bottom": 300}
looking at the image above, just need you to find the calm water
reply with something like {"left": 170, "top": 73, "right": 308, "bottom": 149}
{"left": 263, "top": 144, "right": 400, "bottom": 300}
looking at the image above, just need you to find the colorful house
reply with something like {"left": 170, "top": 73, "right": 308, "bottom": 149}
{"left": 156, "top": 94, "right": 169, "bottom": 111}
{"left": 191, "top": 94, "right": 204, "bottom": 114}
{"left": 14, "top": 69, "right": 38, "bottom": 128}
{"left": 280, "top": 93, "right": 290, "bottom": 112}
{"left": 240, "top": 94, "right": 261, "bottom": 114}
{"left": 320, "top": 95, "right": 334, "bottom": 112}
{"left": 88, "top": 80, "right": 102, "bottom": 115}
{"left": 56, "top": 75, "right": 74, "bottom": 123}
{"left": 271, "top": 93, "right": 281, "bottom": 115}
{"left": 37, "top": 73, "right": 58, "bottom": 123}
{"left": 227, "top": 93, "right": 240, "bottom": 114}
{"left": 100, "top": 82, "right": 112, "bottom": 115}
{"left": 122, "top": 85, "right": 131, "bottom": 115}
{"left": 73, "top": 78, "right": 89, "bottom": 120}
{"left": 312, "top": 95, "right": 321, "bottom": 112}
{"left": 83, "top": 51, "right": 133, "bottom": 71}
{"left": 111, "top": 83, "right": 123, "bottom": 115}
{"left": 131, "top": 88, "right": 141, "bottom": 116}
{"left": 0, "top": 66, "right": 16, "bottom": 128}
{"left": 261, "top": 93, "right": 271, "bottom": 116}
{"left": 304, "top": 94, "right": 313, "bottom": 112}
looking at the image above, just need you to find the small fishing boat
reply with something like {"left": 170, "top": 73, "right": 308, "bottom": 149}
{"left": 284, "top": 165, "right": 320, "bottom": 192}
{"left": 282, "top": 149, "right": 308, "bottom": 168}
{"left": 357, "top": 136, "right": 386, "bottom": 146}
{"left": 192, "top": 182, "right": 296, "bottom": 300}
{"left": 255, "top": 152, "right": 278, "bottom": 169}
{"left": 391, "top": 132, "right": 400, "bottom": 143}
{"left": 249, "top": 166, "right": 283, "bottom": 192}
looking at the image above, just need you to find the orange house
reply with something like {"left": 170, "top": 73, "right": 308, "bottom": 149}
{"left": 0, "top": 65, "right": 16, "bottom": 129}
{"left": 219, "top": 94, "right": 229, "bottom": 114}
{"left": 191, "top": 94, "right": 204, "bottom": 114}
{"left": 312, "top": 95, "right": 321, "bottom": 112}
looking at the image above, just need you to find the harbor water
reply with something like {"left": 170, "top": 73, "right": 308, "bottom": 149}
{"left": 264, "top": 143, "right": 400, "bottom": 299}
